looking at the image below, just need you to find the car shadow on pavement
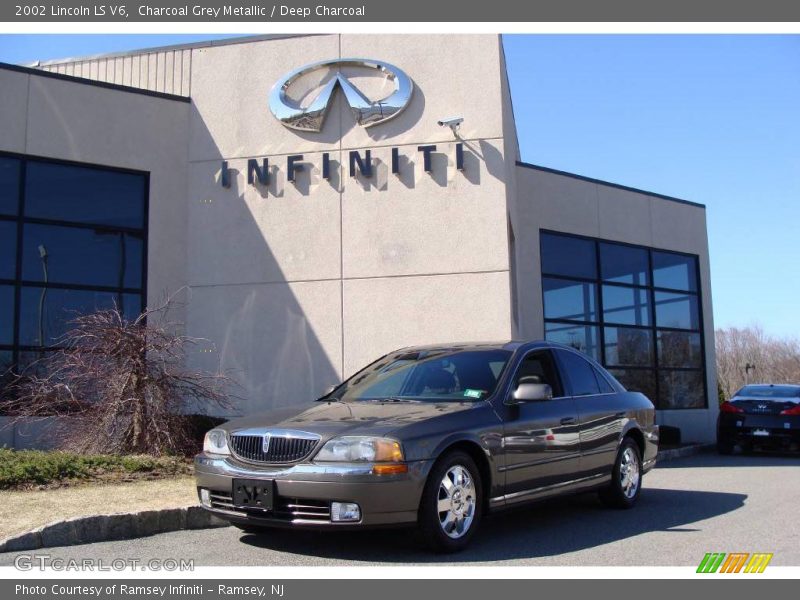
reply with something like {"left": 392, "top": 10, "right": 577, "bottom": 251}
{"left": 237, "top": 487, "right": 746, "bottom": 563}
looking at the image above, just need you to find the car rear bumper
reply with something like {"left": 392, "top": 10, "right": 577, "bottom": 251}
{"left": 718, "top": 414, "right": 800, "bottom": 449}
{"left": 194, "top": 453, "right": 433, "bottom": 528}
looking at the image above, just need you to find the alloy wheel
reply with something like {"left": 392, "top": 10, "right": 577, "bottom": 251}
{"left": 437, "top": 464, "right": 477, "bottom": 539}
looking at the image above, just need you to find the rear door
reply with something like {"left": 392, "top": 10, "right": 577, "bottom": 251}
{"left": 554, "top": 349, "right": 623, "bottom": 477}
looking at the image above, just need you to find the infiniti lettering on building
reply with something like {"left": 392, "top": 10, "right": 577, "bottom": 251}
{"left": 218, "top": 58, "right": 471, "bottom": 190}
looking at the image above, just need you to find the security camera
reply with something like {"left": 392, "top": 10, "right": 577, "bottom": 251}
{"left": 438, "top": 116, "right": 464, "bottom": 129}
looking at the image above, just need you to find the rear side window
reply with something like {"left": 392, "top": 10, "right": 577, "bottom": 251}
{"left": 557, "top": 350, "right": 601, "bottom": 396}
{"left": 594, "top": 367, "right": 615, "bottom": 393}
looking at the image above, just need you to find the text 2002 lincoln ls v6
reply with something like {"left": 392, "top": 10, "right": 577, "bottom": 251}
{"left": 195, "top": 341, "right": 659, "bottom": 552}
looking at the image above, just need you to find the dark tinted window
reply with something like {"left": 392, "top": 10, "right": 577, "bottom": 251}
{"left": 0, "top": 157, "right": 20, "bottom": 216}
{"left": 655, "top": 292, "right": 699, "bottom": 330}
{"left": 652, "top": 251, "right": 697, "bottom": 292}
{"left": 22, "top": 224, "right": 143, "bottom": 288}
{"left": 25, "top": 161, "right": 146, "bottom": 228}
{"left": 0, "top": 221, "right": 16, "bottom": 280}
{"left": 0, "top": 285, "right": 13, "bottom": 345}
{"left": 658, "top": 331, "right": 702, "bottom": 368}
{"left": 600, "top": 243, "right": 649, "bottom": 286}
{"left": 543, "top": 278, "right": 597, "bottom": 322}
{"left": 19, "top": 286, "right": 119, "bottom": 346}
{"left": 604, "top": 327, "right": 653, "bottom": 367}
{"left": 541, "top": 233, "right": 597, "bottom": 279}
{"left": 594, "top": 367, "right": 615, "bottom": 393}
{"left": 736, "top": 385, "right": 800, "bottom": 399}
{"left": 658, "top": 370, "right": 705, "bottom": 409}
{"left": 609, "top": 368, "right": 656, "bottom": 400}
{"left": 602, "top": 285, "right": 651, "bottom": 326}
{"left": 541, "top": 232, "right": 705, "bottom": 409}
{"left": 557, "top": 349, "right": 601, "bottom": 396}
{"left": 545, "top": 322, "right": 599, "bottom": 361}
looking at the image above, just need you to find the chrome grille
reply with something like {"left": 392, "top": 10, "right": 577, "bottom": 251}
{"left": 229, "top": 430, "right": 319, "bottom": 464}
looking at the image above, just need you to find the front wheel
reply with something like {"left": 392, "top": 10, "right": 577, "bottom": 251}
{"left": 599, "top": 438, "right": 642, "bottom": 509}
{"left": 418, "top": 451, "right": 482, "bottom": 553}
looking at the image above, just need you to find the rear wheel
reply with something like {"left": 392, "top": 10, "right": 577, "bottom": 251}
{"left": 418, "top": 451, "right": 482, "bottom": 553}
{"left": 599, "top": 438, "right": 642, "bottom": 509}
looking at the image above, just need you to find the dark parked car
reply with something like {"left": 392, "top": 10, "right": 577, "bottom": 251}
{"left": 717, "top": 383, "right": 800, "bottom": 454}
{"left": 195, "top": 341, "right": 659, "bottom": 552}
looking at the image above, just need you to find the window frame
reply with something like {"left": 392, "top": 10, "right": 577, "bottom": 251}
{"left": 0, "top": 150, "right": 149, "bottom": 369}
{"left": 540, "top": 229, "right": 707, "bottom": 410}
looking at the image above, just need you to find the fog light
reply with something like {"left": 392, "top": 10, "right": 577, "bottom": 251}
{"left": 199, "top": 488, "right": 211, "bottom": 507}
{"left": 331, "top": 502, "right": 361, "bottom": 522}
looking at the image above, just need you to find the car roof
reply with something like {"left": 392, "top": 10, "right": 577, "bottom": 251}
{"left": 393, "top": 340, "right": 573, "bottom": 353}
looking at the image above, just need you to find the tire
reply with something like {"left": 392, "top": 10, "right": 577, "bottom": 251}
{"left": 418, "top": 451, "right": 483, "bottom": 553}
{"left": 716, "top": 437, "right": 735, "bottom": 455}
{"left": 599, "top": 438, "right": 642, "bottom": 509}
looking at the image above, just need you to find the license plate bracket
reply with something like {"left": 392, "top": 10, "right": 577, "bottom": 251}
{"left": 232, "top": 479, "right": 275, "bottom": 511}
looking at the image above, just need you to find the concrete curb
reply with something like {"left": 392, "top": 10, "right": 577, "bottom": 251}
{"left": 656, "top": 442, "right": 714, "bottom": 462}
{"left": 0, "top": 505, "right": 228, "bottom": 554}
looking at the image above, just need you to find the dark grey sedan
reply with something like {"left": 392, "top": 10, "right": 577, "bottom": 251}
{"left": 195, "top": 341, "right": 659, "bottom": 552}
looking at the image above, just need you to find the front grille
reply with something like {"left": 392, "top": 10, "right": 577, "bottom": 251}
{"left": 229, "top": 432, "right": 319, "bottom": 464}
{"left": 207, "top": 491, "right": 331, "bottom": 523}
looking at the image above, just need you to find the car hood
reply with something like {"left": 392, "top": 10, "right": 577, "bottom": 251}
{"left": 219, "top": 400, "right": 476, "bottom": 441}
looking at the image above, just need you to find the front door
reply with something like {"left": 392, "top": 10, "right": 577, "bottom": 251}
{"left": 500, "top": 350, "right": 581, "bottom": 499}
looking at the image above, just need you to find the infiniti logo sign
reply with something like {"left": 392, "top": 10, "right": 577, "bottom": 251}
{"left": 269, "top": 58, "right": 414, "bottom": 132}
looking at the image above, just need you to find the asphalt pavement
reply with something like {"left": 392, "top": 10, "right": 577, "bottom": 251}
{"left": 2, "top": 451, "right": 799, "bottom": 566}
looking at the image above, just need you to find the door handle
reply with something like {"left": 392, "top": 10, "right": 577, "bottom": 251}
{"left": 560, "top": 417, "right": 576, "bottom": 425}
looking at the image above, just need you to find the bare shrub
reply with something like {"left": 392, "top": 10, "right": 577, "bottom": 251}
{"left": 2, "top": 300, "right": 232, "bottom": 456}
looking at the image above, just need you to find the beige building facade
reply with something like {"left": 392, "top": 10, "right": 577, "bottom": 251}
{"left": 0, "top": 34, "right": 717, "bottom": 445}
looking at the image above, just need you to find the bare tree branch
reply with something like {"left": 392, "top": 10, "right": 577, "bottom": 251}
{"left": 2, "top": 301, "right": 234, "bottom": 456}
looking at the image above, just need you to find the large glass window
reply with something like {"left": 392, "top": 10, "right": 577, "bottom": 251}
{"left": 543, "top": 278, "right": 598, "bottom": 322}
{"left": 544, "top": 322, "right": 599, "bottom": 361}
{"left": 0, "top": 285, "right": 14, "bottom": 345}
{"left": 541, "top": 231, "right": 706, "bottom": 409}
{"left": 540, "top": 232, "right": 597, "bottom": 280}
{"left": 0, "top": 153, "right": 147, "bottom": 373}
{"left": 0, "top": 157, "right": 20, "bottom": 216}
{"left": 25, "top": 161, "right": 146, "bottom": 228}
{"left": 0, "top": 221, "right": 16, "bottom": 280}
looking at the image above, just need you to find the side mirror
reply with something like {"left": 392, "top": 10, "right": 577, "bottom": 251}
{"left": 511, "top": 383, "right": 553, "bottom": 403}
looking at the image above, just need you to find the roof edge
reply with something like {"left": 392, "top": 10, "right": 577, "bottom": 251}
{"left": 0, "top": 61, "right": 191, "bottom": 103}
{"left": 516, "top": 161, "right": 705, "bottom": 209}
{"left": 24, "top": 34, "right": 323, "bottom": 68}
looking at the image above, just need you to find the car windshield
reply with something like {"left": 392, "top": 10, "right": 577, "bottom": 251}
{"left": 735, "top": 385, "right": 800, "bottom": 399}
{"left": 325, "top": 348, "right": 513, "bottom": 402}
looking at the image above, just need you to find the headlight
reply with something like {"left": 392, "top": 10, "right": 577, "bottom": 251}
{"left": 203, "top": 429, "right": 230, "bottom": 456}
{"left": 315, "top": 436, "right": 403, "bottom": 462}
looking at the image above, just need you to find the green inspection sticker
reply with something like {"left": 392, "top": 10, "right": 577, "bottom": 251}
{"left": 463, "top": 389, "right": 483, "bottom": 399}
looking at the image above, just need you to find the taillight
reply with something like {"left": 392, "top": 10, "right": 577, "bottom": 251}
{"left": 720, "top": 401, "right": 744, "bottom": 413}
{"left": 780, "top": 404, "right": 800, "bottom": 415}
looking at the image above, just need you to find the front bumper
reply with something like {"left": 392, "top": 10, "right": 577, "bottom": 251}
{"left": 194, "top": 453, "right": 433, "bottom": 528}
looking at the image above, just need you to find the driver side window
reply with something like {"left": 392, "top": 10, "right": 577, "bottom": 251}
{"left": 513, "top": 351, "right": 564, "bottom": 398}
